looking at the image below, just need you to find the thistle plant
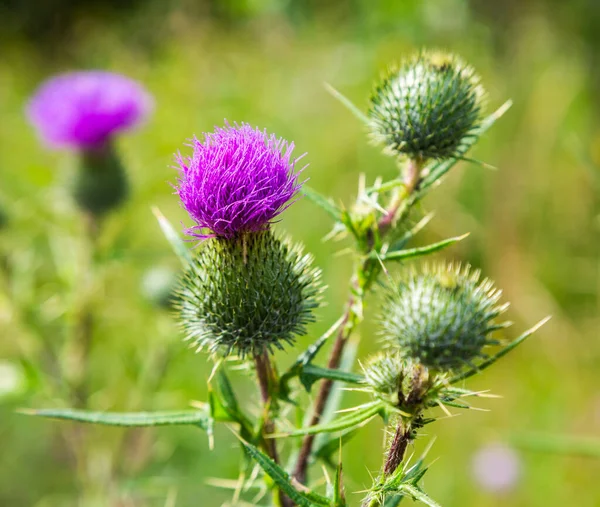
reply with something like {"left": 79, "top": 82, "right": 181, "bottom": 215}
{"left": 9, "top": 70, "right": 155, "bottom": 504}
{"left": 22, "top": 50, "right": 549, "bottom": 507}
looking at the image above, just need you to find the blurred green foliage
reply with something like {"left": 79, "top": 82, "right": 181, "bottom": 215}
{"left": 0, "top": 1, "right": 598, "bottom": 506}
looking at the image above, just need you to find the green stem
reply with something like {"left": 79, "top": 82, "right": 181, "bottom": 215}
{"left": 71, "top": 212, "right": 99, "bottom": 407}
{"left": 293, "top": 157, "right": 423, "bottom": 486}
{"left": 255, "top": 351, "right": 293, "bottom": 507}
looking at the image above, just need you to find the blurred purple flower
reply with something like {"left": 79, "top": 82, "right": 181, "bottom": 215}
{"left": 175, "top": 122, "right": 305, "bottom": 239}
{"left": 472, "top": 444, "right": 521, "bottom": 493}
{"left": 27, "top": 71, "right": 153, "bottom": 149}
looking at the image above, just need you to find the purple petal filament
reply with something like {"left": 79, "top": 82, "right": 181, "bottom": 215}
{"left": 175, "top": 122, "right": 305, "bottom": 239}
{"left": 27, "top": 71, "right": 153, "bottom": 149}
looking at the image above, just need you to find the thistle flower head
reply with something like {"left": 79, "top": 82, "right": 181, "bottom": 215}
{"left": 369, "top": 50, "right": 485, "bottom": 161}
{"left": 175, "top": 230, "right": 321, "bottom": 357}
{"left": 363, "top": 356, "right": 436, "bottom": 410}
{"left": 362, "top": 352, "right": 433, "bottom": 408}
{"left": 27, "top": 71, "right": 153, "bottom": 149}
{"left": 379, "top": 263, "right": 509, "bottom": 371}
{"left": 175, "top": 123, "right": 305, "bottom": 239}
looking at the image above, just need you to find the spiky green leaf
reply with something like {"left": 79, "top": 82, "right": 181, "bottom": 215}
{"left": 302, "top": 185, "right": 342, "bottom": 221}
{"left": 300, "top": 364, "right": 364, "bottom": 393}
{"left": 279, "top": 315, "right": 346, "bottom": 401}
{"left": 398, "top": 485, "right": 441, "bottom": 507}
{"left": 325, "top": 83, "right": 371, "bottom": 125}
{"left": 22, "top": 408, "right": 210, "bottom": 430}
{"left": 383, "top": 496, "right": 404, "bottom": 507}
{"left": 238, "top": 438, "right": 330, "bottom": 507}
{"left": 275, "top": 401, "right": 386, "bottom": 438}
{"left": 314, "top": 428, "right": 361, "bottom": 465}
{"left": 375, "top": 234, "right": 468, "bottom": 262}
{"left": 449, "top": 316, "right": 551, "bottom": 384}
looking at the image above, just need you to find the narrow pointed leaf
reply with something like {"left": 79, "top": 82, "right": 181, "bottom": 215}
{"left": 399, "top": 485, "right": 441, "bottom": 507}
{"left": 22, "top": 408, "right": 210, "bottom": 430}
{"left": 366, "top": 178, "right": 405, "bottom": 195}
{"left": 314, "top": 427, "right": 361, "bottom": 465}
{"left": 208, "top": 383, "right": 235, "bottom": 423}
{"left": 279, "top": 315, "right": 346, "bottom": 400}
{"left": 213, "top": 367, "right": 252, "bottom": 430}
{"left": 333, "top": 456, "right": 346, "bottom": 507}
{"left": 302, "top": 185, "right": 341, "bottom": 221}
{"left": 375, "top": 234, "right": 469, "bottom": 262}
{"left": 152, "top": 207, "right": 192, "bottom": 266}
{"left": 418, "top": 100, "right": 512, "bottom": 194}
{"left": 319, "top": 338, "right": 360, "bottom": 426}
{"left": 450, "top": 316, "right": 551, "bottom": 384}
{"left": 388, "top": 213, "right": 434, "bottom": 252}
{"left": 238, "top": 438, "right": 330, "bottom": 507}
{"left": 383, "top": 496, "right": 404, "bottom": 507}
{"left": 300, "top": 364, "right": 364, "bottom": 392}
{"left": 324, "top": 83, "right": 370, "bottom": 125}
{"left": 275, "top": 402, "right": 385, "bottom": 437}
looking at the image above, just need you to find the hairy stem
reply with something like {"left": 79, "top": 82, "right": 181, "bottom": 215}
{"left": 255, "top": 351, "right": 293, "bottom": 507}
{"left": 378, "top": 157, "right": 422, "bottom": 236}
{"left": 293, "top": 157, "right": 423, "bottom": 485}
{"left": 383, "top": 419, "right": 411, "bottom": 476}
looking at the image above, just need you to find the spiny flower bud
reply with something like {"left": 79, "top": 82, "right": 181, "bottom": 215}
{"left": 362, "top": 352, "right": 432, "bottom": 408}
{"left": 380, "top": 263, "right": 509, "bottom": 371}
{"left": 369, "top": 51, "right": 485, "bottom": 161}
{"left": 175, "top": 231, "right": 321, "bottom": 358}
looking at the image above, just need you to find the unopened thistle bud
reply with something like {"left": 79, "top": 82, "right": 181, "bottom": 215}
{"left": 174, "top": 123, "right": 320, "bottom": 357}
{"left": 362, "top": 352, "right": 432, "bottom": 408}
{"left": 176, "top": 231, "right": 321, "bottom": 357}
{"left": 73, "top": 143, "right": 128, "bottom": 216}
{"left": 380, "top": 263, "right": 509, "bottom": 371}
{"left": 369, "top": 51, "right": 485, "bottom": 161}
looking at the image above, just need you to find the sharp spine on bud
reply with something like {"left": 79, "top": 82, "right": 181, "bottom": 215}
{"left": 379, "top": 263, "right": 509, "bottom": 371}
{"left": 175, "top": 230, "right": 322, "bottom": 358}
{"left": 369, "top": 50, "right": 486, "bottom": 161}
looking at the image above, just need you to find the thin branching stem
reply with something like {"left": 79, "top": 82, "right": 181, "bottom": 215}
{"left": 293, "top": 158, "right": 423, "bottom": 485}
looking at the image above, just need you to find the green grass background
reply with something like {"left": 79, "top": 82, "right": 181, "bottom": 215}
{"left": 0, "top": 1, "right": 598, "bottom": 506}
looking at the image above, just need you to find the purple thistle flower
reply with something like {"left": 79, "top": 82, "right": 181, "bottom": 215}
{"left": 175, "top": 122, "right": 305, "bottom": 239}
{"left": 27, "top": 71, "right": 153, "bottom": 149}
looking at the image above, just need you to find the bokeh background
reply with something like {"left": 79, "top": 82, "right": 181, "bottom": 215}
{"left": 0, "top": 1, "right": 599, "bottom": 506}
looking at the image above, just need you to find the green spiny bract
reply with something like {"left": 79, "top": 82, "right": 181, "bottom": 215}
{"left": 368, "top": 50, "right": 486, "bottom": 161}
{"left": 175, "top": 230, "right": 322, "bottom": 358}
{"left": 362, "top": 352, "right": 434, "bottom": 409}
{"left": 379, "top": 263, "right": 509, "bottom": 371}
